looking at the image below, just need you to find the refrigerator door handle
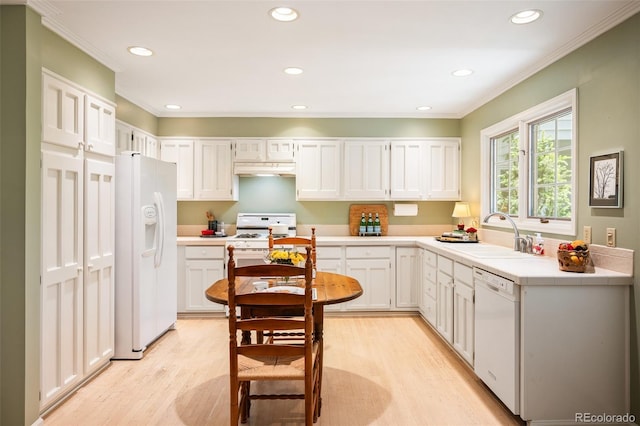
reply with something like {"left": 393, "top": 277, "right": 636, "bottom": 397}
{"left": 153, "top": 191, "right": 165, "bottom": 268}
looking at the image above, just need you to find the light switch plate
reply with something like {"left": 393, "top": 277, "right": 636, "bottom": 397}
{"left": 583, "top": 226, "right": 592, "bottom": 244}
{"left": 606, "top": 228, "right": 616, "bottom": 247}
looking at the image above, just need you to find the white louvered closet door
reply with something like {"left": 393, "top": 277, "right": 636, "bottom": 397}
{"left": 41, "top": 150, "right": 84, "bottom": 409}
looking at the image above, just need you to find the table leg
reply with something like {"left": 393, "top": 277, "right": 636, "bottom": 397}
{"left": 314, "top": 307, "right": 324, "bottom": 420}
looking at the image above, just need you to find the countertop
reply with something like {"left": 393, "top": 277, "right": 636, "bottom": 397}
{"left": 177, "top": 235, "right": 633, "bottom": 286}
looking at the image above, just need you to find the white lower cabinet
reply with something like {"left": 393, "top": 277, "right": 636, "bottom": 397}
{"left": 316, "top": 246, "right": 345, "bottom": 312}
{"left": 436, "top": 255, "right": 454, "bottom": 343}
{"left": 344, "top": 246, "right": 392, "bottom": 310}
{"left": 420, "top": 249, "right": 437, "bottom": 326}
{"left": 178, "top": 246, "right": 225, "bottom": 313}
{"left": 452, "top": 262, "right": 474, "bottom": 365}
{"left": 396, "top": 247, "right": 419, "bottom": 309}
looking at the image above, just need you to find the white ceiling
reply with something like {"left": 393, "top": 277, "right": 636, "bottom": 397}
{"left": 23, "top": 0, "right": 640, "bottom": 118}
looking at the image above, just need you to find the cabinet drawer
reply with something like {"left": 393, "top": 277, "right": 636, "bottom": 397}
{"left": 423, "top": 295, "right": 436, "bottom": 326}
{"left": 423, "top": 249, "right": 437, "bottom": 267}
{"left": 454, "top": 262, "right": 473, "bottom": 287}
{"left": 346, "top": 246, "right": 391, "bottom": 258}
{"left": 423, "top": 264, "right": 437, "bottom": 283}
{"left": 437, "top": 255, "right": 453, "bottom": 275}
{"left": 317, "top": 246, "right": 343, "bottom": 259}
{"left": 185, "top": 246, "right": 224, "bottom": 259}
{"left": 424, "top": 277, "right": 437, "bottom": 300}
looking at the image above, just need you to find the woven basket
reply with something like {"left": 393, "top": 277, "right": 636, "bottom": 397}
{"left": 557, "top": 249, "right": 590, "bottom": 273}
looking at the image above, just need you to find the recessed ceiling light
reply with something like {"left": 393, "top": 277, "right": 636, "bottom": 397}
{"left": 416, "top": 106, "right": 432, "bottom": 111}
{"left": 510, "top": 9, "right": 543, "bottom": 24}
{"left": 452, "top": 69, "right": 474, "bottom": 77}
{"left": 284, "top": 67, "right": 304, "bottom": 75}
{"left": 291, "top": 105, "right": 307, "bottom": 110}
{"left": 128, "top": 46, "right": 153, "bottom": 57}
{"left": 165, "top": 104, "right": 181, "bottom": 110}
{"left": 270, "top": 7, "right": 299, "bottom": 22}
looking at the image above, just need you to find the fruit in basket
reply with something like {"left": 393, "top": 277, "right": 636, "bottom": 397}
{"left": 571, "top": 240, "right": 588, "bottom": 251}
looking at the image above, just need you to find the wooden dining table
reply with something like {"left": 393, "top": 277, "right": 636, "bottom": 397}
{"left": 205, "top": 271, "right": 363, "bottom": 413}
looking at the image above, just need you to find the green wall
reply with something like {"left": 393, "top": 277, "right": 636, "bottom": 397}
{"left": 115, "top": 94, "right": 158, "bottom": 135}
{"left": 0, "top": 6, "right": 42, "bottom": 425}
{"left": 460, "top": 11, "right": 640, "bottom": 414}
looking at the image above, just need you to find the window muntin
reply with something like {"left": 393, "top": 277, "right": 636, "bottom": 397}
{"left": 481, "top": 89, "right": 577, "bottom": 236}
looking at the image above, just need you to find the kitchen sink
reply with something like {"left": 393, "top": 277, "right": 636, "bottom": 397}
{"left": 442, "top": 243, "right": 532, "bottom": 259}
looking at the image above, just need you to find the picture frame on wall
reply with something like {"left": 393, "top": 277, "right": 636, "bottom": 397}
{"left": 589, "top": 151, "right": 623, "bottom": 208}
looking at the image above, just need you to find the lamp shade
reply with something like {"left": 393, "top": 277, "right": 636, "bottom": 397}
{"left": 452, "top": 202, "right": 471, "bottom": 218}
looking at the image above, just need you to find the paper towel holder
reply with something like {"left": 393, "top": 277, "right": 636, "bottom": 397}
{"left": 393, "top": 203, "right": 418, "bottom": 216}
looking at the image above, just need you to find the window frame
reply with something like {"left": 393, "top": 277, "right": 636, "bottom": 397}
{"left": 480, "top": 89, "right": 578, "bottom": 236}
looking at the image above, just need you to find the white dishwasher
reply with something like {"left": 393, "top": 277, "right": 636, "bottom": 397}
{"left": 473, "top": 267, "right": 520, "bottom": 415}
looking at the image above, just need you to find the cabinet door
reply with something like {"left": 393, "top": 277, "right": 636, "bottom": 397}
{"left": 235, "top": 139, "right": 266, "bottom": 162}
{"left": 85, "top": 95, "right": 116, "bottom": 156}
{"left": 396, "top": 247, "right": 419, "bottom": 308}
{"left": 421, "top": 250, "right": 438, "bottom": 326}
{"left": 296, "top": 140, "right": 342, "bottom": 200}
{"left": 160, "top": 139, "right": 194, "bottom": 199}
{"left": 316, "top": 247, "right": 345, "bottom": 312}
{"left": 436, "top": 271, "right": 454, "bottom": 343}
{"left": 83, "top": 158, "right": 115, "bottom": 375}
{"left": 41, "top": 150, "right": 84, "bottom": 409}
{"left": 185, "top": 259, "right": 225, "bottom": 312}
{"left": 42, "top": 73, "right": 85, "bottom": 149}
{"left": 425, "top": 139, "right": 460, "bottom": 200}
{"left": 344, "top": 140, "right": 389, "bottom": 200}
{"left": 390, "top": 140, "right": 424, "bottom": 199}
{"left": 194, "top": 139, "right": 238, "bottom": 200}
{"left": 266, "top": 139, "right": 295, "bottom": 161}
{"left": 345, "top": 258, "right": 391, "bottom": 310}
{"left": 453, "top": 281, "right": 474, "bottom": 365}
{"left": 145, "top": 136, "right": 158, "bottom": 159}
{"left": 116, "top": 122, "right": 133, "bottom": 155}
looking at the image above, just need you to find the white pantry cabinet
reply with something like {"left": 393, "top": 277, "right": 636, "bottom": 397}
{"left": 40, "top": 70, "right": 116, "bottom": 410}
{"left": 344, "top": 246, "right": 392, "bottom": 310}
{"left": 343, "top": 139, "right": 390, "bottom": 200}
{"left": 396, "top": 247, "right": 419, "bottom": 308}
{"left": 234, "top": 139, "right": 295, "bottom": 162}
{"left": 296, "top": 139, "right": 342, "bottom": 200}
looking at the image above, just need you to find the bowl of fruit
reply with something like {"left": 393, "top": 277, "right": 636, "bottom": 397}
{"left": 557, "top": 240, "right": 590, "bottom": 272}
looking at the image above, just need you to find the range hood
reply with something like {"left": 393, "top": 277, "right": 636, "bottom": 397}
{"left": 233, "top": 162, "right": 296, "bottom": 176}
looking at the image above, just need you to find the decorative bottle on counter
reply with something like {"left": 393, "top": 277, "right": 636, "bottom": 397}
{"left": 374, "top": 213, "right": 381, "bottom": 234}
{"left": 367, "top": 213, "right": 374, "bottom": 233}
{"left": 359, "top": 213, "right": 367, "bottom": 234}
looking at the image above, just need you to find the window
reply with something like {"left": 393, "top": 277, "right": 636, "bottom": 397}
{"left": 481, "top": 89, "right": 577, "bottom": 235}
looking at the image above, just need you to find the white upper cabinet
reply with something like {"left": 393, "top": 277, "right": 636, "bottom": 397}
{"left": 116, "top": 120, "right": 159, "bottom": 159}
{"left": 390, "top": 140, "right": 424, "bottom": 199}
{"left": 425, "top": 138, "right": 460, "bottom": 200}
{"left": 160, "top": 139, "right": 195, "bottom": 199}
{"left": 42, "top": 72, "right": 85, "bottom": 150}
{"left": 85, "top": 95, "right": 116, "bottom": 156}
{"left": 234, "top": 139, "right": 295, "bottom": 162}
{"left": 194, "top": 139, "right": 238, "bottom": 200}
{"left": 343, "top": 139, "right": 390, "bottom": 200}
{"left": 296, "top": 139, "right": 342, "bottom": 200}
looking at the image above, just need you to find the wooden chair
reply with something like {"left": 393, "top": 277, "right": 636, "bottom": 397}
{"left": 227, "top": 245, "right": 320, "bottom": 425}
{"left": 268, "top": 227, "right": 317, "bottom": 269}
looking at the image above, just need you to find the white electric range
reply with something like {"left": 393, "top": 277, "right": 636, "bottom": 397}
{"left": 225, "top": 213, "right": 297, "bottom": 266}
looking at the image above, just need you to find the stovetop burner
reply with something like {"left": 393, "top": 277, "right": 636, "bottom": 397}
{"left": 234, "top": 233, "right": 264, "bottom": 239}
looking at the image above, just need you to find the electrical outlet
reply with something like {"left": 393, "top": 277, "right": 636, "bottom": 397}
{"left": 606, "top": 228, "right": 616, "bottom": 247}
{"left": 583, "top": 226, "right": 592, "bottom": 244}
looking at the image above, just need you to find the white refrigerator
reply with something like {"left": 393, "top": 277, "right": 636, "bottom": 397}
{"left": 114, "top": 153, "right": 177, "bottom": 359}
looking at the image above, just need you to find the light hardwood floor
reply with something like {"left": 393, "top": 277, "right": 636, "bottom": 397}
{"left": 43, "top": 316, "right": 524, "bottom": 426}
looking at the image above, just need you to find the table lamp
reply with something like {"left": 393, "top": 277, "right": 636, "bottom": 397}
{"left": 452, "top": 202, "right": 471, "bottom": 230}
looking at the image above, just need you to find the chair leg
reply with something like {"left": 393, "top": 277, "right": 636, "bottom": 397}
{"left": 230, "top": 378, "right": 239, "bottom": 426}
{"left": 240, "top": 381, "right": 250, "bottom": 423}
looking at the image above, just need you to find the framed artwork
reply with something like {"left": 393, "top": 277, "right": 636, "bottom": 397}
{"left": 589, "top": 151, "right": 623, "bottom": 208}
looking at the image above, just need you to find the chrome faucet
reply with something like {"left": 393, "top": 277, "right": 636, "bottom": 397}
{"left": 482, "top": 212, "right": 522, "bottom": 251}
